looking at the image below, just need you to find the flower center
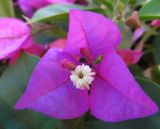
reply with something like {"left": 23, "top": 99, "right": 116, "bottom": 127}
{"left": 70, "top": 64, "right": 95, "bottom": 90}
{"left": 79, "top": 73, "right": 84, "bottom": 78}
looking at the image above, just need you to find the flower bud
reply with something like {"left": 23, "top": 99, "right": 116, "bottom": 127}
{"left": 151, "top": 19, "right": 160, "bottom": 27}
{"left": 125, "top": 11, "right": 141, "bottom": 28}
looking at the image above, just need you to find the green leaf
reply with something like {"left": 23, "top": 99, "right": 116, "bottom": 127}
{"left": 129, "top": 65, "right": 144, "bottom": 77}
{"left": 86, "top": 77, "right": 160, "bottom": 129}
{"left": 93, "top": 0, "right": 114, "bottom": 10}
{"left": 129, "top": 0, "right": 147, "bottom": 6}
{"left": 0, "top": 63, "right": 7, "bottom": 76}
{"left": 0, "top": 53, "right": 39, "bottom": 129}
{"left": 0, "top": 0, "right": 14, "bottom": 17}
{"left": 30, "top": 4, "right": 104, "bottom": 23}
{"left": 0, "top": 108, "right": 26, "bottom": 129}
{"left": 151, "top": 66, "right": 160, "bottom": 84}
{"left": 136, "top": 77, "right": 160, "bottom": 105}
{"left": 0, "top": 53, "right": 39, "bottom": 107}
{"left": 138, "top": 0, "right": 160, "bottom": 20}
{"left": 144, "top": 66, "right": 160, "bottom": 84}
{"left": 118, "top": 21, "right": 133, "bottom": 49}
{"left": 152, "top": 30, "right": 160, "bottom": 64}
{"left": 33, "top": 25, "right": 67, "bottom": 44}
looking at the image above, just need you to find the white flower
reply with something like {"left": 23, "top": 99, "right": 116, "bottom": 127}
{"left": 70, "top": 64, "right": 95, "bottom": 90}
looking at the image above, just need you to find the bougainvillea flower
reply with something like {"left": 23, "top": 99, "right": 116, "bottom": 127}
{"left": 117, "top": 49, "right": 143, "bottom": 65}
{"left": 132, "top": 27, "right": 145, "bottom": 43}
{"left": 15, "top": 10, "right": 158, "bottom": 122}
{"left": 151, "top": 19, "right": 160, "bottom": 27}
{"left": 0, "top": 18, "right": 32, "bottom": 60}
{"left": 49, "top": 38, "right": 142, "bottom": 66}
{"left": 18, "top": 0, "right": 76, "bottom": 17}
{"left": 0, "top": 18, "right": 45, "bottom": 64}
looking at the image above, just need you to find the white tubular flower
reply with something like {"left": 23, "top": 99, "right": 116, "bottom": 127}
{"left": 70, "top": 64, "right": 96, "bottom": 90}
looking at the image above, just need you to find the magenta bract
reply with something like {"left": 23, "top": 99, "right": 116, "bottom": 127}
{"left": 49, "top": 38, "right": 66, "bottom": 49}
{"left": 48, "top": 38, "right": 142, "bottom": 66}
{"left": 117, "top": 49, "right": 143, "bottom": 65}
{"left": 132, "top": 27, "right": 145, "bottom": 43}
{"left": 15, "top": 10, "right": 158, "bottom": 122}
{"left": 151, "top": 19, "right": 160, "bottom": 27}
{"left": 0, "top": 18, "right": 45, "bottom": 64}
{"left": 0, "top": 18, "right": 32, "bottom": 60}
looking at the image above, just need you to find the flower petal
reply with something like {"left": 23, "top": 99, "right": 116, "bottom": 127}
{"left": 132, "top": 27, "right": 145, "bottom": 43}
{"left": 9, "top": 50, "right": 21, "bottom": 64}
{"left": 90, "top": 76, "right": 158, "bottom": 122}
{"left": 15, "top": 48, "right": 71, "bottom": 109}
{"left": 0, "top": 18, "right": 32, "bottom": 60}
{"left": 18, "top": 0, "right": 34, "bottom": 17}
{"left": 116, "top": 49, "right": 143, "bottom": 65}
{"left": 65, "top": 10, "right": 122, "bottom": 58}
{"left": 49, "top": 38, "right": 66, "bottom": 49}
{"left": 151, "top": 19, "right": 160, "bottom": 27}
{"left": 24, "top": 43, "right": 46, "bottom": 56}
{"left": 90, "top": 48, "right": 158, "bottom": 122}
{"left": 27, "top": 80, "right": 89, "bottom": 119}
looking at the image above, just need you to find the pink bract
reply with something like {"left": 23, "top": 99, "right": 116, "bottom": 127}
{"left": 0, "top": 18, "right": 32, "bottom": 60}
{"left": 0, "top": 18, "right": 46, "bottom": 64}
{"left": 15, "top": 10, "right": 158, "bottom": 122}
{"left": 49, "top": 38, "right": 66, "bottom": 49}
{"left": 151, "top": 19, "right": 160, "bottom": 27}
{"left": 132, "top": 27, "right": 145, "bottom": 43}
{"left": 117, "top": 49, "right": 143, "bottom": 65}
{"left": 48, "top": 39, "right": 142, "bottom": 66}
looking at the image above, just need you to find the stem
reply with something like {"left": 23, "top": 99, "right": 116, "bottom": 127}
{"left": 113, "top": 0, "right": 119, "bottom": 21}
{"left": 144, "top": 48, "right": 160, "bottom": 54}
{"left": 141, "top": 28, "right": 156, "bottom": 43}
{"left": 136, "top": 27, "right": 157, "bottom": 50}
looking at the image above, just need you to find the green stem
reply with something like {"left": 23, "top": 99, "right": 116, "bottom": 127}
{"left": 144, "top": 48, "right": 160, "bottom": 55}
{"left": 136, "top": 27, "right": 157, "bottom": 50}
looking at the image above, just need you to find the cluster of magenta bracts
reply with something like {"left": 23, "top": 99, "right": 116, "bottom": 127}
{"left": 1, "top": 0, "right": 160, "bottom": 123}
{"left": 2, "top": 0, "right": 160, "bottom": 65}
{"left": 14, "top": 9, "right": 159, "bottom": 122}
{"left": 0, "top": 17, "right": 146, "bottom": 65}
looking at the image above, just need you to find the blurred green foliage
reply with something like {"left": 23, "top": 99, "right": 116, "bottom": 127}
{"left": 0, "top": 0, "right": 14, "bottom": 17}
